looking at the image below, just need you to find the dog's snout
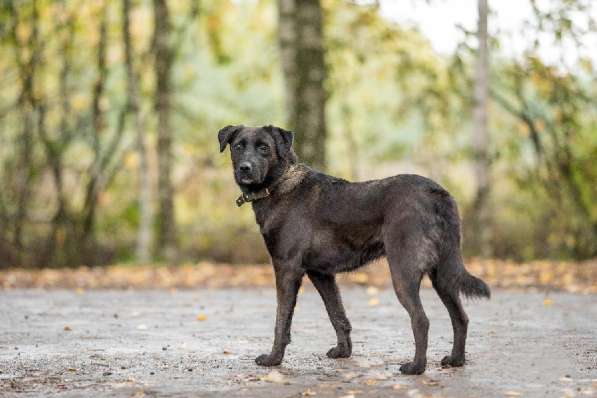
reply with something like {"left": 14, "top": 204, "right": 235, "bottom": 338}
{"left": 239, "top": 162, "right": 252, "bottom": 172}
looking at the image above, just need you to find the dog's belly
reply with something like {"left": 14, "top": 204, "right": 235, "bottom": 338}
{"left": 302, "top": 227, "right": 385, "bottom": 274}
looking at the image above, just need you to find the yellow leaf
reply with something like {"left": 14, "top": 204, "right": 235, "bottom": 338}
{"left": 261, "top": 370, "right": 285, "bottom": 383}
{"left": 368, "top": 297, "right": 380, "bottom": 306}
{"left": 366, "top": 286, "right": 379, "bottom": 296}
{"left": 124, "top": 152, "right": 139, "bottom": 169}
{"left": 352, "top": 273, "right": 369, "bottom": 284}
{"left": 543, "top": 298, "right": 554, "bottom": 306}
{"left": 196, "top": 313, "right": 207, "bottom": 321}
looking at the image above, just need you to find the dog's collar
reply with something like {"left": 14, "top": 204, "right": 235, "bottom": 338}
{"left": 235, "top": 164, "right": 306, "bottom": 207}
{"left": 236, "top": 189, "right": 270, "bottom": 207}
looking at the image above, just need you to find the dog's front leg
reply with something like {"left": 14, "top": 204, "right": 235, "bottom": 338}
{"left": 307, "top": 271, "right": 352, "bottom": 358}
{"left": 255, "top": 265, "right": 304, "bottom": 366}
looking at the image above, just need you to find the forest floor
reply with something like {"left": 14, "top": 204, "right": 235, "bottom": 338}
{"left": 2, "top": 258, "right": 597, "bottom": 293}
{"left": 1, "top": 284, "right": 596, "bottom": 397}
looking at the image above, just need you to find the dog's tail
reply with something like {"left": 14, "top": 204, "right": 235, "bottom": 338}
{"left": 433, "top": 256, "right": 491, "bottom": 299}
{"left": 430, "top": 186, "right": 490, "bottom": 299}
{"left": 455, "top": 266, "right": 491, "bottom": 299}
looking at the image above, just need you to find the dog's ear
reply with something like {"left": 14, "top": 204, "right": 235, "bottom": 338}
{"left": 218, "top": 125, "right": 243, "bottom": 152}
{"left": 264, "top": 125, "right": 294, "bottom": 158}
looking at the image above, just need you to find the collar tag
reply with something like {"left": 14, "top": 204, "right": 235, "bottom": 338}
{"left": 235, "top": 189, "right": 270, "bottom": 207}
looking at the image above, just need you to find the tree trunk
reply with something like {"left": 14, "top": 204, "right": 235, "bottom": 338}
{"left": 9, "top": 0, "right": 40, "bottom": 265}
{"left": 153, "top": 0, "right": 177, "bottom": 262}
{"left": 123, "top": 0, "right": 154, "bottom": 264}
{"left": 470, "top": 0, "right": 491, "bottom": 257}
{"left": 39, "top": 10, "right": 75, "bottom": 267}
{"left": 341, "top": 104, "right": 359, "bottom": 180}
{"left": 81, "top": 3, "right": 109, "bottom": 266}
{"left": 278, "top": 0, "right": 327, "bottom": 170}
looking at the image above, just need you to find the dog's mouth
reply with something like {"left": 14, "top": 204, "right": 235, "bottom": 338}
{"left": 236, "top": 171, "right": 264, "bottom": 186}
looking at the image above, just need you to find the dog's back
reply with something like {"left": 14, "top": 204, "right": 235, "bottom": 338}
{"left": 271, "top": 167, "right": 489, "bottom": 299}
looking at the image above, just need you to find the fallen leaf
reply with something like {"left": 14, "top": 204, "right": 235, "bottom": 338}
{"left": 368, "top": 297, "right": 380, "bottom": 306}
{"left": 196, "top": 313, "right": 207, "bottom": 321}
{"left": 364, "top": 379, "right": 377, "bottom": 385}
{"left": 504, "top": 391, "right": 522, "bottom": 397}
{"left": 301, "top": 389, "right": 316, "bottom": 396}
{"left": 343, "top": 372, "right": 358, "bottom": 379}
{"left": 543, "top": 298, "right": 554, "bottom": 306}
{"left": 366, "top": 286, "right": 379, "bottom": 296}
{"left": 352, "top": 272, "right": 369, "bottom": 284}
{"left": 129, "top": 389, "right": 145, "bottom": 398}
{"left": 261, "top": 370, "right": 285, "bottom": 383}
{"left": 223, "top": 350, "right": 232, "bottom": 355}
{"left": 63, "top": 325, "right": 72, "bottom": 331}
{"left": 422, "top": 378, "right": 439, "bottom": 386}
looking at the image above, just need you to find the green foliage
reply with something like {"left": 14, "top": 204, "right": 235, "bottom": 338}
{"left": 0, "top": 0, "right": 595, "bottom": 267}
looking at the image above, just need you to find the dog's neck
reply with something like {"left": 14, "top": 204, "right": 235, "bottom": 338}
{"left": 236, "top": 161, "right": 307, "bottom": 207}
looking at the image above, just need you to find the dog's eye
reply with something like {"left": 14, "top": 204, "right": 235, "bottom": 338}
{"left": 233, "top": 143, "right": 244, "bottom": 151}
{"left": 258, "top": 144, "right": 270, "bottom": 153}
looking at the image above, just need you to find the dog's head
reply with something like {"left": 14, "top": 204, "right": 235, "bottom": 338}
{"left": 218, "top": 125, "right": 295, "bottom": 188}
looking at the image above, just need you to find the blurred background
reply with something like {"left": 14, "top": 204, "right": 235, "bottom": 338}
{"left": 0, "top": 0, "right": 595, "bottom": 269}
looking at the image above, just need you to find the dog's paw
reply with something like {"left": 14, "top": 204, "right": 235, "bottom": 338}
{"left": 326, "top": 344, "right": 351, "bottom": 359}
{"left": 255, "top": 354, "right": 282, "bottom": 367}
{"left": 399, "top": 361, "right": 426, "bottom": 375}
{"left": 440, "top": 355, "right": 465, "bottom": 368}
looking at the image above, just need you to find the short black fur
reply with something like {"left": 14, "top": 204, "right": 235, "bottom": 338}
{"left": 218, "top": 124, "right": 490, "bottom": 375}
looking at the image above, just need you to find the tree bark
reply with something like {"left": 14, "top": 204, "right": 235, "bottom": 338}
{"left": 278, "top": 0, "right": 327, "bottom": 170}
{"left": 123, "top": 0, "right": 154, "bottom": 264}
{"left": 153, "top": 0, "right": 177, "bottom": 262}
{"left": 39, "top": 9, "right": 76, "bottom": 267}
{"left": 7, "top": 0, "right": 42, "bottom": 265}
{"left": 80, "top": 3, "right": 109, "bottom": 266}
{"left": 470, "top": 0, "right": 491, "bottom": 257}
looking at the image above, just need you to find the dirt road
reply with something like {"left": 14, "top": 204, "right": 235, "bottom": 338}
{"left": 1, "top": 288, "right": 595, "bottom": 397}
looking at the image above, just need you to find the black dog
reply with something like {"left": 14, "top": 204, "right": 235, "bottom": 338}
{"left": 218, "top": 124, "right": 490, "bottom": 375}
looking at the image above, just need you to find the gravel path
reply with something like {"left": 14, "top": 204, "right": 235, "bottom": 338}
{"left": 1, "top": 288, "right": 596, "bottom": 397}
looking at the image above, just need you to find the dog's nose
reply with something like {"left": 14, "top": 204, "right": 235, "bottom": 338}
{"left": 239, "top": 162, "right": 252, "bottom": 172}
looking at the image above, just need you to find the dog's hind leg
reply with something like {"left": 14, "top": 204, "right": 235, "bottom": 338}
{"left": 385, "top": 235, "right": 430, "bottom": 375}
{"left": 307, "top": 271, "right": 352, "bottom": 358}
{"left": 430, "top": 270, "right": 469, "bottom": 367}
